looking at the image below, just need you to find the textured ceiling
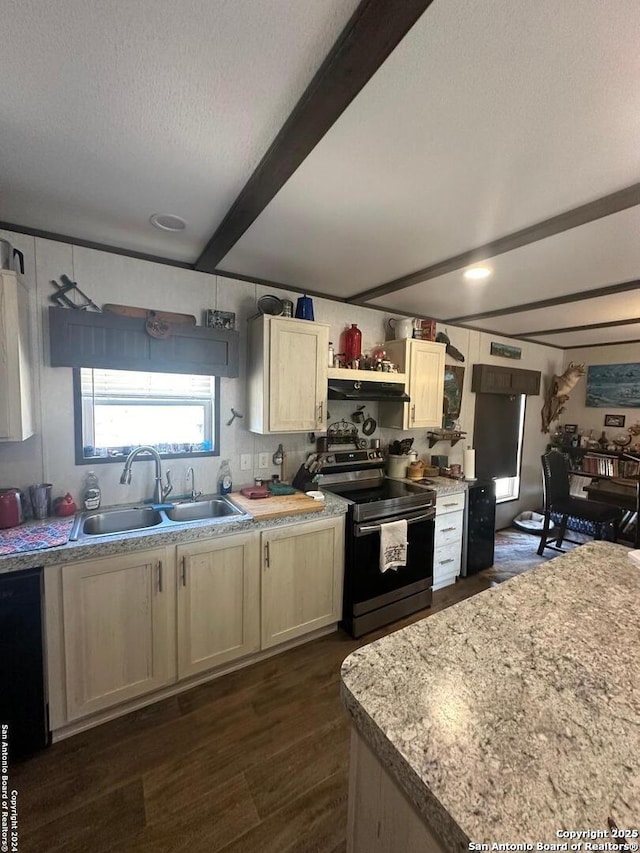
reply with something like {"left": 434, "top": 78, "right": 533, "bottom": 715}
{"left": 0, "top": 0, "right": 360, "bottom": 260}
{"left": 1, "top": 0, "right": 639, "bottom": 348}
{"left": 221, "top": 0, "right": 640, "bottom": 294}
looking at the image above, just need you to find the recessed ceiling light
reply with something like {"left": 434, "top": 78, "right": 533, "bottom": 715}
{"left": 463, "top": 266, "right": 492, "bottom": 281}
{"left": 149, "top": 213, "right": 187, "bottom": 232}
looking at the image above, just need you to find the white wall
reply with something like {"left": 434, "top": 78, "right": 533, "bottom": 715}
{"left": 0, "top": 228, "right": 563, "bottom": 526}
{"left": 560, "top": 342, "right": 640, "bottom": 440}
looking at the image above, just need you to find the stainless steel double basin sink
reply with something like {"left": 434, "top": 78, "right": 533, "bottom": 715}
{"left": 70, "top": 498, "right": 246, "bottom": 541}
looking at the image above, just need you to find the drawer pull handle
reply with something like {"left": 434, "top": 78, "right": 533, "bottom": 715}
{"left": 411, "top": 404, "right": 416, "bottom": 423}
{"left": 440, "top": 526, "right": 456, "bottom": 532}
{"left": 443, "top": 502, "right": 459, "bottom": 507}
{"left": 264, "top": 542, "right": 270, "bottom": 569}
{"left": 439, "top": 558, "right": 454, "bottom": 565}
{"left": 180, "top": 556, "right": 187, "bottom": 587}
{"left": 157, "top": 560, "right": 163, "bottom": 592}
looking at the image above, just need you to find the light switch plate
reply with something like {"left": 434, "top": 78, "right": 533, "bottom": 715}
{"left": 258, "top": 452, "right": 270, "bottom": 469}
{"left": 240, "top": 454, "right": 251, "bottom": 471}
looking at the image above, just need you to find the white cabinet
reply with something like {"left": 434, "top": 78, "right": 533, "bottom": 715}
{"left": 379, "top": 339, "right": 445, "bottom": 430}
{"left": 176, "top": 532, "right": 260, "bottom": 679}
{"left": 61, "top": 548, "right": 176, "bottom": 721}
{"left": 248, "top": 315, "right": 329, "bottom": 433}
{"left": 51, "top": 516, "right": 346, "bottom": 732}
{"left": 261, "top": 516, "right": 344, "bottom": 649}
{"left": 0, "top": 271, "right": 34, "bottom": 441}
{"left": 432, "top": 491, "right": 465, "bottom": 591}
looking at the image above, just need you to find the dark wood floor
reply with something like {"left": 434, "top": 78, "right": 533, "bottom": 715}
{"left": 12, "top": 544, "right": 544, "bottom": 853}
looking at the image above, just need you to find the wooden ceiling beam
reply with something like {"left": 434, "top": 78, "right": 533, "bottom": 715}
{"left": 348, "top": 183, "right": 640, "bottom": 304}
{"left": 518, "top": 317, "right": 640, "bottom": 338}
{"left": 444, "top": 279, "right": 640, "bottom": 324}
{"left": 194, "top": 0, "right": 434, "bottom": 274}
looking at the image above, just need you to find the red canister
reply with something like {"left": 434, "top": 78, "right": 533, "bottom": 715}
{"left": 344, "top": 324, "right": 362, "bottom": 362}
{"left": 0, "top": 488, "right": 24, "bottom": 529}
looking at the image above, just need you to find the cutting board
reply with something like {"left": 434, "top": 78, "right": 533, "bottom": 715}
{"left": 228, "top": 491, "right": 323, "bottom": 519}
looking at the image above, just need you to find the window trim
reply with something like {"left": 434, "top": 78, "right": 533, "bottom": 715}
{"left": 72, "top": 368, "right": 220, "bottom": 465}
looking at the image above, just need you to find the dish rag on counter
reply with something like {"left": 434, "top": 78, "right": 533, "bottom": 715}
{"left": 379, "top": 519, "right": 407, "bottom": 573}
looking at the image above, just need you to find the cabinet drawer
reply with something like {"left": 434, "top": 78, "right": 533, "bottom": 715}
{"left": 434, "top": 510, "right": 463, "bottom": 548}
{"left": 435, "top": 492, "right": 465, "bottom": 516}
{"left": 433, "top": 541, "right": 461, "bottom": 583}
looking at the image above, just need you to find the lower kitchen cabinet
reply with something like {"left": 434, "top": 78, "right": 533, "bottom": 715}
{"left": 176, "top": 532, "right": 260, "bottom": 679}
{"left": 261, "top": 516, "right": 344, "bottom": 649}
{"left": 50, "top": 516, "right": 346, "bottom": 733}
{"left": 61, "top": 547, "right": 176, "bottom": 721}
{"left": 432, "top": 491, "right": 465, "bottom": 591}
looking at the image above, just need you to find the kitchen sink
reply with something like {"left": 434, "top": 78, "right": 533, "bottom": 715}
{"left": 77, "top": 507, "right": 164, "bottom": 537}
{"left": 69, "top": 496, "right": 247, "bottom": 540}
{"left": 164, "top": 499, "right": 242, "bottom": 522}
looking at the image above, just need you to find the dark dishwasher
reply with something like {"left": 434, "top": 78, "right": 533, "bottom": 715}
{"left": 0, "top": 568, "right": 50, "bottom": 760}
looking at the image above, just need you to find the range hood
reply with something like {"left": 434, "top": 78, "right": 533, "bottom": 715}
{"left": 327, "top": 379, "right": 410, "bottom": 402}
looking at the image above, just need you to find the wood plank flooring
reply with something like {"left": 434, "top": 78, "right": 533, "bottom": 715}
{"left": 11, "top": 534, "right": 551, "bottom": 852}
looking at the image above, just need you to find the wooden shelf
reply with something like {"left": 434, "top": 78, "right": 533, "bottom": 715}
{"left": 427, "top": 430, "right": 467, "bottom": 448}
{"left": 327, "top": 367, "right": 407, "bottom": 384}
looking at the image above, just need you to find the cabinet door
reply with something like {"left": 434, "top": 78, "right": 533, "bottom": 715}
{"left": 408, "top": 341, "right": 445, "bottom": 429}
{"left": 0, "top": 272, "right": 33, "bottom": 441}
{"left": 62, "top": 548, "right": 175, "bottom": 721}
{"left": 176, "top": 532, "right": 260, "bottom": 679}
{"left": 269, "top": 319, "right": 328, "bottom": 432}
{"left": 261, "top": 516, "right": 344, "bottom": 649}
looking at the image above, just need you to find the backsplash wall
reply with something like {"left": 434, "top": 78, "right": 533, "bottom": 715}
{"left": 0, "top": 228, "right": 563, "bottom": 527}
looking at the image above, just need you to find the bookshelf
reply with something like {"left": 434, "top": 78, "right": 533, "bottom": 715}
{"left": 549, "top": 444, "right": 640, "bottom": 481}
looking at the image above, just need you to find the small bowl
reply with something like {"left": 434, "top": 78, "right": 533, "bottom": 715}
{"left": 305, "top": 490, "right": 325, "bottom": 501}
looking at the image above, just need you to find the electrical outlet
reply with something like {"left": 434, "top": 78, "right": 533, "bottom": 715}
{"left": 258, "top": 452, "right": 270, "bottom": 469}
{"left": 240, "top": 454, "right": 252, "bottom": 471}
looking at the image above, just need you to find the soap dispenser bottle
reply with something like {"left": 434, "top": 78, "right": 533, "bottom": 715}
{"left": 217, "top": 460, "right": 233, "bottom": 495}
{"left": 83, "top": 470, "right": 101, "bottom": 510}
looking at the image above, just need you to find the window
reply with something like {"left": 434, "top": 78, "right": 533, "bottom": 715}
{"left": 74, "top": 368, "right": 219, "bottom": 464}
{"left": 473, "top": 391, "right": 526, "bottom": 503}
{"left": 493, "top": 394, "right": 526, "bottom": 503}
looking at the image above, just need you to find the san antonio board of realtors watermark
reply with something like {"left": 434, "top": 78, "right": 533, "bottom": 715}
{"left": 469, "top": 831, "right": 640, "bottom": 853}
{"left": 0, "top": 725, "right": 18, "bottom": 853}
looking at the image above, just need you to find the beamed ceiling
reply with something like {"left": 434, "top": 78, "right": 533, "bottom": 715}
{"left": 1, "top": 0, "right": 639, "bottom": 350}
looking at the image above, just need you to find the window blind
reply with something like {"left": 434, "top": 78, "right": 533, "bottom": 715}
{"left": 80, "top": 369, "right": 214, "bottom": 399}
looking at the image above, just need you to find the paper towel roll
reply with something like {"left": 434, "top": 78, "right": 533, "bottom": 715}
{"left": 463, "top": 448, "right": 476, "bottom": 480}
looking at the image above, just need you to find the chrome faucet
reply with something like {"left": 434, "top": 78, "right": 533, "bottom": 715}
{"left": 120, "top": 446, "right": 173, "bottom": 504}
{"left": 186, "top": 466, "right": 202, "bottom": 501}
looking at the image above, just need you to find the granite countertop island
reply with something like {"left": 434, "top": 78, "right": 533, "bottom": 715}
{"left": 341, "top": 541, "right": 640, "bottom": 851}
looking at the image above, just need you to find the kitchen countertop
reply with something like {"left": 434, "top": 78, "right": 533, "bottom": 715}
{"left": 0, "top": 491, "right": 348, "bottom": 573}
{"left": 387, "top": 475, "right": 467, "bottom": 496}
{"left": 341, "top": 541, "right": 640, "bottom": 850}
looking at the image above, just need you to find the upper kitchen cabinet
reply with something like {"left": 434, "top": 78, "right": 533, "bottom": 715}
{"left": 248, "top": 315, "right": 329, "bottom": 434}
{"left": 379, "top": 339, "right": 446, "bottom": 430}
{"left": 0, "top": 271, "right": 34, "bottom": 441}
{"left": 49, "top": 307, "right": 239, "bottom": 377}
{"left": 471, "top": 363, "right": 541, "bottom": 396}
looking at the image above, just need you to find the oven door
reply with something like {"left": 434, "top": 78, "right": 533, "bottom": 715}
{"left": 346, "top": 507, "right": 435, "bottom": 615}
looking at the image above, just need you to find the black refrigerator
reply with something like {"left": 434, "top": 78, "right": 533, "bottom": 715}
{"left": 461, "top": 480, "right": 496, "bottom": 575}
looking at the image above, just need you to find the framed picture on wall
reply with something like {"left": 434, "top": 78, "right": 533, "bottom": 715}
{"left": 564, "top": 424, "right": 578, "bottom": 433}
{"left": 604, "top": 414, "right": 626, "bottom": 427}
{"left": 586, "top": 363, "right": 640, "bottom": 407}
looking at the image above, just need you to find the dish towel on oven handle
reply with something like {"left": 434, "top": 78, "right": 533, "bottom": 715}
{"left": 379, "top": 519, "right": 408, "bottom": 573}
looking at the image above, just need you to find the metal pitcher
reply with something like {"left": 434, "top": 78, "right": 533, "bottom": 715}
{"left": 0, "top": 240, "right": 25, "bottom": 274}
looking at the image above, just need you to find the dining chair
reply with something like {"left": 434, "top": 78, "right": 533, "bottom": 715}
{"left": 537, "top": 450, "right": 622, "bottom": 555}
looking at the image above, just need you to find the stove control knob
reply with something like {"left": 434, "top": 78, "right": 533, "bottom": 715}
{"left": 326, "top": 455, "right": 335, "bottom": 463}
